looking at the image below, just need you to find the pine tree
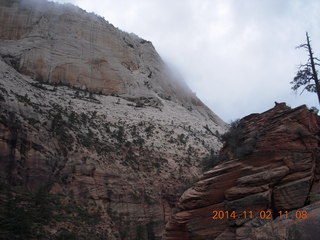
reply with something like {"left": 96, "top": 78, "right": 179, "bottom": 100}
{"left": 291, "top": 32, "right": 320, "bottom": 105}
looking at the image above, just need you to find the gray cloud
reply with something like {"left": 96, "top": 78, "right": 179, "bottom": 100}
{"left": 53, "top": 0, "right": 320, "bottom": 121}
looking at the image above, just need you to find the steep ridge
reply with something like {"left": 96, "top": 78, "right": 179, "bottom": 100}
{"left": 165, "top": 103, "right": 320, "bottom": 240}
{"left": 0, "top": 0, "right": 223, "bottom": 125}
{"left": 0, "top": 0, "right": 227, "bottom": 239}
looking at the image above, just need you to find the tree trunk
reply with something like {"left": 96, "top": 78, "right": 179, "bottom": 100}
{"left": 306, "top": 32, "right": 320, "bottom": 105}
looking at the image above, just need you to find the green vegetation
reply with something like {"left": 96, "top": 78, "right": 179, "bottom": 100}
{"left": 221, "top": 119, "right": 242, "bottom": 151}
{"left": 55, "top": 228, "right": 78, "bottom": 240}
{"left": 116, "top": 126, "right": 125, "bottom": 143}
{"left": 50, "top": 112, "right": 74, "bottom": 150}
{"left": 181, "top": 175, "right": 200, "bottom": 190}
{"left": 202, "top": 151, "right": 228, "bottom": 172}
{"left": 134, "top": 221, "right": 155, "bottom": 240}
{"left": 0, "top": 182, "right": 103, "bottom": 240}
{"left": 294, "top": 126, "right": 309, "bottom": 139}
{"left": 0, "top": 92, "right": 5, "bottom": 102}
{"left": 177, "top": 133, "right": 187, "bottom": 145}
{"left": 202, "top": 119, "right": 261, "bottom": 171}
{"left": 14, "top": 93, "right": 31, "bottom": 105}
{"left": 221, "top": 119, "right": 258, "bottom": 158}
{"left": 291, "top": 32, "right": 320, "bottom": 105}
{"left": 145, "top": 124, "right": 155, "bottom": 138}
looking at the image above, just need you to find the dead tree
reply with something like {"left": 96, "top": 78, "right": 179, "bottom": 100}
{"left": 291, "top": 32, "right": 320, "bottom": 105}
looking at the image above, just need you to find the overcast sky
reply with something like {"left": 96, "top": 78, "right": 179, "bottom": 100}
{"left": 53, "top": 0, "right": 320, "bottom": 122}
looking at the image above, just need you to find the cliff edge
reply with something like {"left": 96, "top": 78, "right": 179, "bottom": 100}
{"left": 165, "top": 103, "right": 320, "bottom": 240}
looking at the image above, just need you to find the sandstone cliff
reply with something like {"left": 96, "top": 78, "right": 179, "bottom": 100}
{"left": 0, "top": 0, "right": 227, "bottom": 239}
{"left": 0, "top": 0, "right": 223, "bottom": 124}
{"left": 165, "top": 103, "right": 320, "bottom": 240}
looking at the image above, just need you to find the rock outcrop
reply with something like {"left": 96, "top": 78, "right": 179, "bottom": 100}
{"left": 0, "top": 0, "right": 227, "bottom": 239}
{"left": 165, "top": 103, "right": 320, "bottom": 240}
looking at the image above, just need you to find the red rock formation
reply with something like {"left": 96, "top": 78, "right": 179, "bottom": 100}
{"left": 165, "top": 104, "right": 320, "bottom": 239}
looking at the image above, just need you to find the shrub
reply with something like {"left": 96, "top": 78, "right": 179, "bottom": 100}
{"left": 0, "top": 186, "right": 57, "bottom": 239}
{"left": 145, "top": 124, "right": 154, "bottom": 138}
{"left": 220, "top": 119, "right": 255, "bottom": 158}
{"left": 235, "top": 145, "right": 254, "bottom": 157}
{"left": 178, "top": 133, "right": 187, "bottom": 145}
{"left": 77, "top": 130, "right": 94, "bottom": 148}
{"left": 56, "top": 228, "right": 77, "bottom": 240}
{"left": 68, "top": 111, "right": 78, "bottom": 125}
{"left": 135, "top": 225, "right": 145, "bottom": 240}
{"left": 116, "top": 126, "right": 125, "bottom": 144}
{"left": 133, "top": 137, "right": 145, "bottom": 147}
{"left": 294, "top": 127, "right": 309, "bottom": 139}
{"left": 202, "top": 152, "right": 228, "bottom": 171}
{"left": 310, "top": 106, "right": 319, "bottom": 114}
{"left": 146, "top": 221, "right": 155, "bottom": 240}
{"left": 0, "top": 93, "right": 5, "bottom": 102}
{"left": 221, "top": 119, "right": 242, "bottom": 150}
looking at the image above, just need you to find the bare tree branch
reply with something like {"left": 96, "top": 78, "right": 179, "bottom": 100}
{"left": 292, "top": 32, "right": 320, "bottom": 105}
{"left": 299, "top": 63, "right": 311, "bottom": 68}
{"left": 300, "top": 85, "right": 308, "bottom": 95}
{"left": 296, "top": 44, "right": 308, "bottom": 49}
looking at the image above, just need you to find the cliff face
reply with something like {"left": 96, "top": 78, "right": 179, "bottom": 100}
{"left": 0, "top": 0, "right": 227, "bottom": 239}
{"left": 0, "top": 0, "right": 222, "bottom": 122}
{"left": 165, "top": 104, "right": 320, "bottom": 239}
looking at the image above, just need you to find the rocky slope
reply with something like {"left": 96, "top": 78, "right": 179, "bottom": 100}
{"left": 165, "top": 103, "right": 320, "bottom": 239}
{"left": 0, "top": 0, "right": 227, "bottom": 239}
{"left": 0, "top": 0, "right": 223, "bottom": 121}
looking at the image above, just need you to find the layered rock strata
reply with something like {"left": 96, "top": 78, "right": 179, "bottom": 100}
{"left": 165, "top": 103, "right": 320, "bottom": 240}
{"left": 0, "top": 0, "right": 227, "bottom": 239}
{"left": 0, "top": 0, "right": 223, "bottom": 124}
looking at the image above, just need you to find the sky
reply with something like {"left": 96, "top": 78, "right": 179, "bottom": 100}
{"left": 53, "top": 0, "right": 320, "bottom": 122}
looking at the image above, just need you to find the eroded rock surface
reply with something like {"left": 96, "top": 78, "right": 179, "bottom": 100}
{"left": 165, "top": 104, "right": 320, "bottom": 240}
{"left": 0, "top": 0, "right": 224, "bottom": 124}
{"left": 0, "top": 0, "right": 227, "bottom": 239}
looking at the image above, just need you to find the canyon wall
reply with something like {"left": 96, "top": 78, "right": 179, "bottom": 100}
{"left": 0, "top": 0, "right": 226, "bottom": 239}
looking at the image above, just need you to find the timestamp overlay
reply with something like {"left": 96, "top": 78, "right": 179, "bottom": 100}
{"left": 211, "top": 210, "right": 308, "bottom": 220}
